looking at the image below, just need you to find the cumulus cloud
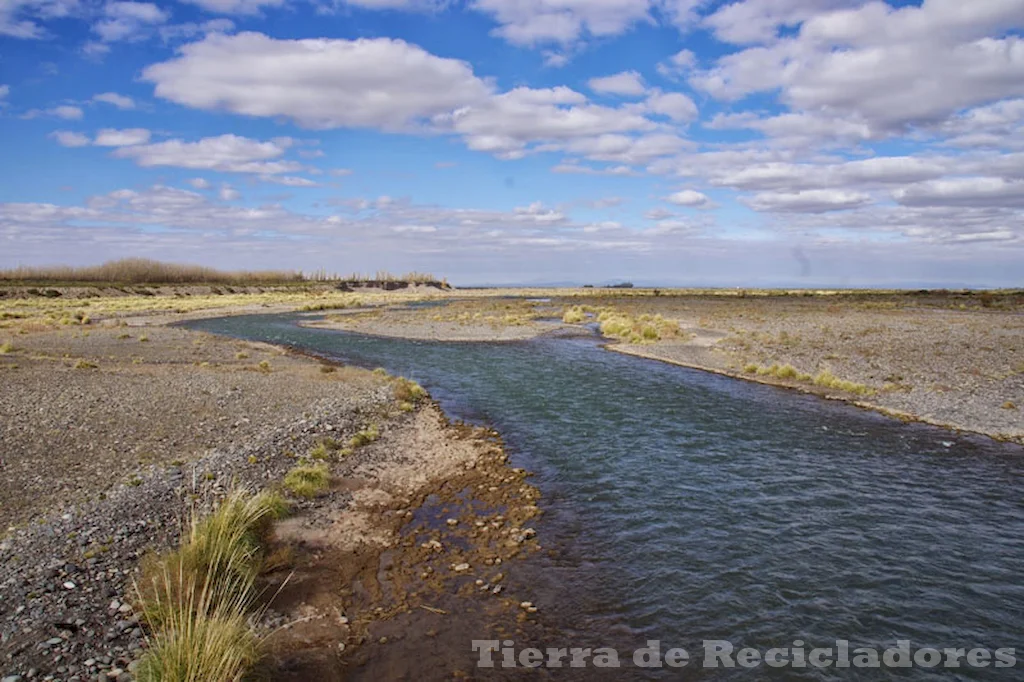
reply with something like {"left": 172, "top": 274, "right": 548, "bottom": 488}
{"left": 664, "top": 189, "right": 710, "bottom": 207}
{"left": 0, "top": 0, "right": 79, "bottom": 39}
{"left": 894, "top": 177, "right": 1024, "bottom": 209}
{"left": 49, "top": 130, "right": 91, "bottom": 147}
{"left": 109, "top": 133, "right": 304, "bottom": 174}
{"left": 180, "top": 0, "right": 283, "bottom": 14}
{"left": 744, "top": 189, "right": 873, "bottom": 213}
{"left": 25, "top": 104, "right": 84, "bottom": 120}
{"left": 588, "top": 71, "right": 647, "bottom": 96}
{"left": 691, "top": 0, "right": 1024, "bottom": 137}
{"left": 93, "top": 128, "right": 151, "bottom": 146}
{"left": 643, "top": 90, "right": 698, "bottom": 122}
{"left": 471, "top": 0, "right": 654, "bottom": 47}
{"left": 91, "top": 92, "right": 135, "bottom": 109}
{"left": 93, "top": 1, "right": 169, "bottom": 42}
{"left": 437, "top": 86, "right": 657, "bottom": 159}
{"left": 143, "top": 32, "right": 492, "bottom": 131}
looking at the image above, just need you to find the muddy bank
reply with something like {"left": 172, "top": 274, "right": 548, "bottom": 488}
{"left": 0, "top": 318, "right": 547, "bottom": 681}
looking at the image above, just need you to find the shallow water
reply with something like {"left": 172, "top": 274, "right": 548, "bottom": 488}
{"left": 185, "top": 313, "right": 1024, "bottom": 679}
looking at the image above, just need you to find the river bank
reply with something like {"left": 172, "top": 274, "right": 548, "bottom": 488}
{"left": 310, "top": 292, "right": 1022, "bottom": 444}
{"left": 0, "top": 316, "right": 545, "bottom": 680}
{"left": 578, "top": 293, "right": 1023, "bottom": 444}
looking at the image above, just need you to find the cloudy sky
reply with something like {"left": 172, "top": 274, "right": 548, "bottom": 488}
{"left": 1, "top": 0, "right": 1023, "bottom": 286}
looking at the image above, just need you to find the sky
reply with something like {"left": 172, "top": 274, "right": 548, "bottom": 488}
{"left": 1, "top": 0, "right": 1023, "bottom": 287}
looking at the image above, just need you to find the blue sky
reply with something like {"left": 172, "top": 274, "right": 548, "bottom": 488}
{"left": 1, "top": 0, "right": 1023, "bottom": 286}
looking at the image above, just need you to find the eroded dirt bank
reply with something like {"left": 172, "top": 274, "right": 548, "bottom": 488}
{"left": 0, "top": 319, "right": 546, "bottom": 681}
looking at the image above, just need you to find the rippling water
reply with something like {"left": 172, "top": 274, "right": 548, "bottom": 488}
{"left": 186, "top": 313, "right": 1024, "bottom": 679}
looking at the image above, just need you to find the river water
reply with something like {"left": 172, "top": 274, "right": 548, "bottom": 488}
{"left": 185, "top": 312, "right": 1024, "bottom": 679}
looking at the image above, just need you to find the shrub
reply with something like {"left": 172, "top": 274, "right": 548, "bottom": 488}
{"left": 283, "top": 463, "right": 330, "bottom": 498}
{"left": 348, "top": 424, "right": 380, "bottom": 448}
{"left": 393, "top": 377, "right": 427, "bottom": 403}
{"left": 562, "top": 306, "right": 586, "bottom": 323}
{"left": 135, "top": 577, "right": 259, "bottom": 682}
{"left": 137, "top": 492, "right": 287, "bottom": 625}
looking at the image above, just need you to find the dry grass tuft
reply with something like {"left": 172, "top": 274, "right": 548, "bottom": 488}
{"left": 134, "top": 490, "right": 287, "bottom": 681}
{"left": 283, "top": 462, "right": 331, "bottom": 498}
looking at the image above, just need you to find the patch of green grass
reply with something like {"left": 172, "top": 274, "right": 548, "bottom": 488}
{"left": 283, "top": 462, "right": 330, "bottom": 498}
{"left": 309, "top": 438, "right": 342, "bottom": 461}
{"left": 392, "top": 377, "right": 427, "bottom": 403}
{"left": 813, "top": 369, "right": 875, "bottom": 396}
{"left": 347, "top": 423, "right": 380, "bottom": 449}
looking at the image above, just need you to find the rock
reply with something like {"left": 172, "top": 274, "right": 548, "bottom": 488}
{"left": 452, "top": 563, "right": 470, "bottom": 572}
{"left": 445, "top": 518, "right": 458, "bottom": 526}
{"left": 2, "top": 675, "right": 25, "bottom": 682}
{"left": 62, "top": 582, "right": 76, "bottom": 590}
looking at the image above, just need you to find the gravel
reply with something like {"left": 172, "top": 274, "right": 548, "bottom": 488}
{"left": 0, "top": 326, "right": 396, "bottom": 680}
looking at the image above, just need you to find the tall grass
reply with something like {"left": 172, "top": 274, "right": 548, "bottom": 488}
{"left": 0, "top": 258, "right": 303, "bottom": 285}
{"left": 0, "top": 258, "right": 446, "bottom": 286}
{"left": 135, "top": 490, "right": 287, "bottom": 681}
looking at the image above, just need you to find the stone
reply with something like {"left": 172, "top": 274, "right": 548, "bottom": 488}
{"left": 452, "top": 563, "right": 470, "bottom": 572}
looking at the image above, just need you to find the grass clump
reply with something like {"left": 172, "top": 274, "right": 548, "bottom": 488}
{"left": 562, "top": 306, "right": 586, "bottom": 323}
{"left": 256, "top": 360, "right": 271, "bottom": 373}
{"left": 283, "top": 462, "right": 331, "bottom": 498}
{"left": 134, "top": 490, "right": 288, "bottom": 681}
{"left": 813, "top": 369, "right": 875, "bottom": 396}
{"left": 309, "top": 438, "right": 342, "bottom": 461}
{"left": 0, "top": 340, "right": 15, "bottom": 354}
{"left": 348, "top": 423, "right": 380, "bottom": 448}
{"left": 392, "top": 377, "right": 427, "bottom": 403}
{"left": 135, "top": 592, "right": 257, "bottom": 682}
{"left": 73, "top": 359, "right": 98, "bottom": 369}
{"left": 234, "top": 352, "right": 249, "bottom": 360}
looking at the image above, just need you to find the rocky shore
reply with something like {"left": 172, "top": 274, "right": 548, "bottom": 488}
{"left": 0, "top": 319, "right": 544, "bottom": 681}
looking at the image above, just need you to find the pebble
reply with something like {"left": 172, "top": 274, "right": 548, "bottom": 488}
{"left": 452, "top": 563, "right": 470, "bottom": 572}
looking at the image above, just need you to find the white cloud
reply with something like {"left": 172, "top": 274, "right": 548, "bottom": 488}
{"left": 49, "top": 130, "right": 91, "bottom": 147}
{"left": 0, "top": 85, "right": 9, "bottom": 99}
{"left": 93, "top": 1, "right": 169, "bottom": 42}
{"left": 744, "top": 189, "right": 873, "bottom": 213}
{"left": 664, "top": 189, "right": 710, "bottom": 207}
{"left": 702, "top": 0, "right": 857, "bottom": 45}
{"left": 471, "top": 0, "right": 654, "bottom": 46}
{"left": 691, "top": 1, "right": 1024, "bottom": 136}
{"left": 91, "top": 92, "right": 135, "bottom": 109}
{"left": 551, "top": 162, "right": 639, "bottom": 176}
{"left": 643, "top": 90, "right": 697, "bottom": 122}
{"left": 260, "top": 175, "right": 320, "bottom": 187}
{"left": 330, "top": 168, "right": 354, "bottom": 176}
{"left": 110, "top": 134, "right": 303, "bottom": 174}
{"left": 25, "top": 104, "right": 84, "bottom": 120}
{"left": 93, "top": 128, "right": 151, "bottom": 146}
{"left": 179, "top": 0, "right": 284, "bottom": 15}
{"left": 144, "top": 32, "right": 492, "bottom": 131}
{"left": 159, "top": 17, "right": 235, "bottom": 41}
{"left": 894, "top": 177, "right": 1024, "bottom": 209}
{"left": 188, "top": 178, "right": 211, "bottom": 189}
{"left": 437, "top": 86, "right": 657, "bottom": 159}
{"left": 656, "top": 48, "right": 696, "bottom": 79}
{"left": 218, "top": 184, "right": 241, "bottom": 200}
{"left": 0, "top": 0, "right": 79, "bottom": 39}
{"left": 589, "top": 70, "right": 647, "bottom": 96}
